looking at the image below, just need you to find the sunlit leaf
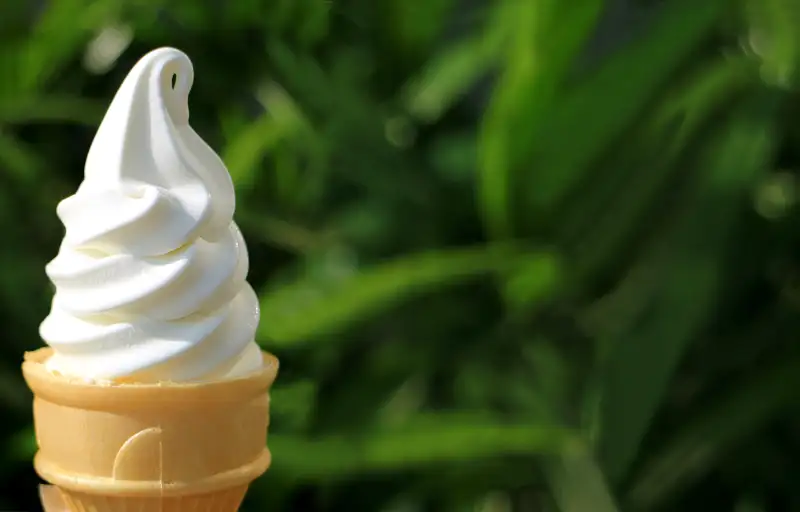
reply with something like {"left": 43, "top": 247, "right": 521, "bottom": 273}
{"left": 479, "top": 0, "right": 604, "bottom": 238}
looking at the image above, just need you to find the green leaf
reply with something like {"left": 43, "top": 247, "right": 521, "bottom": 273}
{"left": 567, "top": 58, "right": 756, "bottom": 280}
{"left": 0, "top": 95, "right": 104, "bottom": 125}
{"left": 266, "top": 41, "right": 433, "bottom": 206}
{"left": 270, "top": 380, "right": 317, "bottom": 431}
{"left": 503, "top": 251, "right": 562, "bottom": 309}
{"left": 236, "top": 211, "right": 332, "bottom": 253}
{"left": 744, "top": 0, "right": 800, "bottom": 87}
{"left": 296, "top": 0, "right": 332, "bottom": 46}
{"left": 384, "top": 0, "right": 454, "bottom": 59}
{"left": 223, "top": 117, "right": 289, "bottom": 189}
{"left": 596, "top": 94, "right": 780, "bottom": 484}
{"left": 545, "top": 447, "right": 620, "bottom": 512}
{"left": 223, "top": 83, "right": 307, "bottom": 190}
{"left": 626, "top": 353, "right": 800, "bottom": 510}
{"left": 479, "top": 0, "right": 604, "bottom": 238}
{"left": 0, "top": 130, "right": 71, "bottom": 204}
{"left": 0, "top": 130, "right": 45, "bottom": 183}
{"left": 257, "top": 246, "right": 546, "bottom": 346}
{"left": 18, "top": 0, "right": 120, "bottom": 92}
{"left": 519, "top": 0, "right": 726, "bottom": 218}
{"left": 403, "top": 32, "right": 502, "bottom": 123}
{"left": 429, "top": 131, "right": 479, "bottom": 183}
{"left": 270, "top": 414, "right": 577, "bottom": 478}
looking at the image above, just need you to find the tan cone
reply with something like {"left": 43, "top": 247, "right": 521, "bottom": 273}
{"left": 23, "top": 347, "right": 279, "bottom": 512}
{"left": 40, "top": 484, "right": 69, "bottom": 512}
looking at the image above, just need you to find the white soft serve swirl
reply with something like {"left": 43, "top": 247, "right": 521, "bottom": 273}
{"left": 39, "top": 47, "right": 263, "bottom": 383}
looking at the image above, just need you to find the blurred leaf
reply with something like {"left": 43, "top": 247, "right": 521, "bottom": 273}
{"left": 0, "top": 130, "right": 45, "bottom": 184}
{"left": 271, "top": 414, "right": 577, "bottom": 478}
{"left": 384, "top": 0, "right": 454, "bottom": 58}
{"left": 519, "top": 0, "right": 726, "bottom": 219}
{"left": 0, "top": 130, "right": 71, "bottom": 212}
{"left": 627, "top": 353, "right": 800, "bottom": 510}
{"left": 744, "top": 0, "right": 800, "bottom": 87}
{"left": 545, "top": 447, "right": 620, "bottom": 512}
{"left": 568, "top": 58, "right": 756, "bottom": 279}
{"left": 503, "top": 250, "right": 562, "bottom": 309}
{"left": 270, "top": 380, "right": 317, "bottom": 431}
{"left": 596, "top": 94, "right": 779, "bottom": 484}
{"left": 19, "top": 0, "right": 120, "bottom": 92}
{"left": 224, "top": 83, "right": 309, "bottom": 190}
{"left": 403, "top": 32, "right": 501, "bottom": 123}
{"left": 266, "top": 41, "right": 433, "bottom": 206}
{"left": 429, "top": 131, "right": 478, "bottom": 183}
{"left": 306, "top": 1, "right": 333, "bottom": 45}
{"left": 479, "top": 0, "right": 604, "bottom": 238}
{"left": 376, "top": 376, "right": 426, "bottom": 426}
{"left": 0, "top": 95, "right": 103, "bottom": 125}
{"left": 0, "top": 372, "right": 32, "bottom": 416}
{"left": 525, "top": 341, "right": 572, "bottom": 416}
{"left": 2, "top": 1, "right": 799, "bottom": 510}
{"left": 237, "top": 211, "right": 333, "bottom": 253}
{"left": 224, "top": 117, "right": 290, "bottom": 189}
{"left": 7, "top": 428, "right": 35, "bottom": 462}
{"left": 258, "top": 245, "right": 544, "bottom": 347}
{"left": 264, "top": 0, "right": 297, "bottom": 34}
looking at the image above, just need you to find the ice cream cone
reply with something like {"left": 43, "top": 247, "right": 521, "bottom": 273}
{"left": 23, "top": 347, "right": 278, "bottom": 512}
{"left": 40, "top": 484, "right": 69, "bottom": 512}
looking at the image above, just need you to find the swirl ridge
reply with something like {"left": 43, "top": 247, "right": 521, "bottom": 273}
{"left": 40, "top": 48, "right": 263, "bottom": 382}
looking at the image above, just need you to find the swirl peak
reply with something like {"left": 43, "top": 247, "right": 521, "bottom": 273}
{"left": 40, "top": 48, "right": 262, "bottom": 383}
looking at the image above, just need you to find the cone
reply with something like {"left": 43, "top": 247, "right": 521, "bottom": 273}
{"left": 23, "top": 347, "right": 279, "bottom": 512}
{"left": 40, "top": 485, "right": 69, "bottom": 512}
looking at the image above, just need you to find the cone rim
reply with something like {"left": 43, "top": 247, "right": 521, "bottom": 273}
{"left": 23, "top": 347, "right": 279, "bottom": 410}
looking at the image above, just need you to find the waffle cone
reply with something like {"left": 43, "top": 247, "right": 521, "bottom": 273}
{"left": 23, "top": 348, "right": 278, "bottom": 512}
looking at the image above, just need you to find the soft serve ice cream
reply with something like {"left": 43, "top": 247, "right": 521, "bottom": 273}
{"left": 39, "top": 47, "right": 263, "bottom": 383}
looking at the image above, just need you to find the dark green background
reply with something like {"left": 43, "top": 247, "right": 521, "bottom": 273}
{"left": 0, "top": 0, "right": 798, "bottom": 510}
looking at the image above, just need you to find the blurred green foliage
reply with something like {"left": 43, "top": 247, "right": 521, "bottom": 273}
{"left": 1, "top": 0, "right": 800, "bottom": 511}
